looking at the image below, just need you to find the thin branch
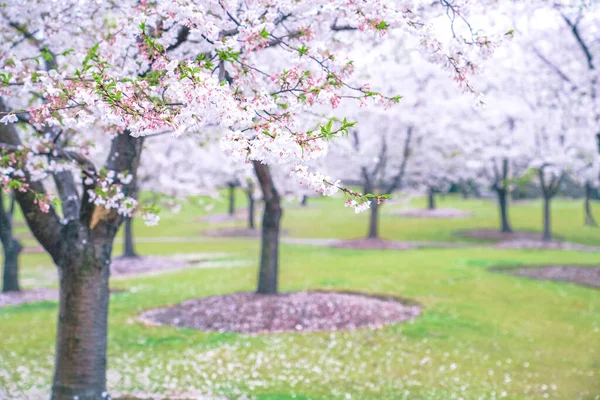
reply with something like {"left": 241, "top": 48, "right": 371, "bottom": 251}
{"left": 532, "top": 47, "right": 578, "bottom": 89}
{"left": 561, "top": 14, "right": 594, "bottom": 70}
{"left": 386, "top": 126, "right": 413, "bottom": 193}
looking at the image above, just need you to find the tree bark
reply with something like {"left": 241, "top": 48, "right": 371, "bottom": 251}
{"left": 496, "top": 188, "right": 513, "bottom": 233}
{"left": 543, "top": 195, "right": 552, "bottom": 241}
{"left": 494, "top": 158, "right": 513, "bottom": 233}
{"left": 367, "top": 200, "right": 380, "bottom": 239}
{"left": 122, "top": 217, "right": 138, "bottom": 258}
{"left": 227, "top": 182, "right": 236, "bottom": 216}
{"left": 301, "top": 195, "right": 308, "bottom": 207}
{"left": 460, "top": 182, "right": 469, "bottom": 199}
{"left": 584, "top": 182, "right": 597, "bottom": 227}
{"left": 538, "top": 167, "right": 561, "bottom": 243}
{"left": 427, "top": 188, "right": 436, "bottom": 210}
{"left": 246, "top": 185, "right": 255, "bottom": 230}
{"left": 253, "top": 162, "right": 282, "bottom": 295}
{"left": 51, "top": 227, "right": 111, "bottom": 400}
{"left": 1, "top": 191, "right": 21, "bottom": 292}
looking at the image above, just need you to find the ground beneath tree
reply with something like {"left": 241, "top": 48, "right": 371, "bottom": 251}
{"left": 332, "top": 238, "right": 419, "bottom": 250}
{"left": 110, "top": 254, "right": 218, "bottom": 276}
{"left": 202, "top": 227, "right": 261, "bottom": 237}
{"left": 395, "top": 208, "right": 473, "bottom": 218}
{"left": 0, "top": 254, "right": 235, "bottom": 308}
{"left": 0, "top": 288, "right": 126, "bottom": 308}
{"left": 198, "top": 209, "right": 259, "bottom": 223}
{"left": 459, "top": 229, "right": 547, "bottom": 242}
{"left": 492, "top": 265, "right": 600, "bottom": 288}
{"left": 22, "top": 246, "right": 45, "bottom": 254}
{"left": 494, "top": 239, "right": 600, "bottom": 252}
{"left": 331, "top": 238, "right": 468, "bottom": 250}
{"left": 139, "top": 291, "right": 422, "bottom": 334}
{"left": 202, "top": 227, "right": 289, "bottom": 238}
{"left": 0, "top": 288, "right": 58, "bottom": 307}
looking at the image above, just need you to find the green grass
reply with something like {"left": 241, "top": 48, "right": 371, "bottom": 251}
{"left": 1, "top": 193, "right": 600, "bottom": 399}
{"left": 114, "top": 191, "right": 600, "bottom": 246}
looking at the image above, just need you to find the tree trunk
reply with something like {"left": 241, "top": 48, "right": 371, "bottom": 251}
{"left": 52, "top": 132, "right": 144, "bottom": 400}
{"left": 542, "top": 195, "right": 552, "bottom": 241}
{"left": 247, "top": 188, "right": 255, "bottom": 230}
{"left": 51, "top": 233, "right": 111, "bottom": 400}
{"left": 427, "top": 188, "right": 436, "bottom": 210}
{"left": 0, "top": 191, "right": 21, "bottom": 292}
{"left": 301, "top": 195, "right": 308, "bottom": 207}
{"left": 367, "top": 200, "right": 380, "bottom": 239}
{"left": 228, "top": 183, "right": 235, "bottom": 216}
{"left": 460, "top": 182, "right": 469, "bottom": 199}
{"left": 122, "top": 217, "right": 138, "bottom": 258}
{"left": 253, "top": 162, "right": 282, "bottom": 295}
{"left": 584, "top": 182, "right": 597, "bottom": 227}
{"left": 2, "top": 238, "right": 21, "bottom": 292}
{"left": 496, "top": 189, "right": 512, "bottom": 233}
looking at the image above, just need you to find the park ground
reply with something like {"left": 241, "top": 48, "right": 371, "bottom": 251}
{"left": 1, "top": 193, "right": 599, "bottom": 400}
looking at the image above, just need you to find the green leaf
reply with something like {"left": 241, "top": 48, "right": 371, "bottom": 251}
{"left": 40, "top": 47, "right": 53, "bottom": 62}
{"left": 297, "top": 45, "right": 308, "bottom": 56}
{"left": 260, "top": 27, "right": 269, "bottom": 39}
{"left": 61, "top": 48, "right": 75, "bottom": 57}
{"left": 375, "top": 20, "right": 388, "bottom": 30}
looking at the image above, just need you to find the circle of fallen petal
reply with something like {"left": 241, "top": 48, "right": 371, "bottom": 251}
{"left": 139, "top": 291, "right": 422, "bottom": 334}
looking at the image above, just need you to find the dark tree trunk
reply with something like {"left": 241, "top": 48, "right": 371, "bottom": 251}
{"left": 496, "top": 189, "right": 513, "bottom": 233}
{"left": 227, "top": 182, "right": 236, "bottom": 216}
{"left": 538, "top": 167, "right": 561, "bottom": 243}
{"left": 253, "top": 162, "right": 282, "bottom": 295}
{"left": 0, "top": 191, "right": 21, "bottom": 292}
{"left": 246, "top": 185, "right": 255, "bottom": 230}
{"left": 460, "top": 182, "right": 469, "bottom": 199}
{"left": 494, "top": 158, "right": 513, "bottom": 233}
{"left": 51, "top": 229, "right": 112, "bottom": 400}
{"left": 584, "top": 182, "right": 597, "bottom": 227}
{"left": 122, "top": 217, "right": 138, "bottom": 258}
{"left": 301, "top": 195, "right": 308, "bottom": 207}
{"left": 367, "top": 200, "right": 380, "bottom": 239}
{"left": 51, "top": 133, "right": 143, "bottom": 400}
{"left": 427, "top": 188, "right": 436, "bottom": 210}
{"left": 2, "top": 238, "right": 21, "bottom": 293}
{"left": 543, "top": 195, "right": 552, "bottom": 241}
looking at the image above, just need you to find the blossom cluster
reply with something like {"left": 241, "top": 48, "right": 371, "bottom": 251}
{"left": 85, "top": 171, "right": 138, "bottom": 217}
{"left": 0, "top": 0, "right": 503, "bottom": 215}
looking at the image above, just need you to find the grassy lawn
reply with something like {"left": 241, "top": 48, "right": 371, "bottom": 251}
{"left": 114, "top": 192, "right": 600, "bottom": 245}
{"left": 1, "top": 193, "right": 599, "bottom": 399}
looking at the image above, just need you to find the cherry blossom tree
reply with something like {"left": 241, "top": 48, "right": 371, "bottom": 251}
{"left": 407, "top": 125, "right": 470, "bottom": 211}
{"left": 463, "top": 86, "right": 535, "bottom": 234}
{"left": 525, "top": 1, "right": 600, "bottom": 228}
{"left": 502, "top": 1, "right": 599, "bottom": 240}
{"left": 321, "top": 40, "right": 479, "bottom": 238}
{"left": 0, "top": 1, "right": 501, "bottom": 399}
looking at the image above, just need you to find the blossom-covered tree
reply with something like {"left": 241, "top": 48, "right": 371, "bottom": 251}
{"left": 139, "top": 133, "right": 260, "bottom": 226}
{"left": 321, "top": 41, "right": 476, "bottom": 238}
{"left": 0, "top": 1, "right": 501, "bottom": 398}
{"left": 524, "top": 1, "right": 600, "bottom": 228}
{"left": 407, "top": 126, "right": 469, "bottom": 211}
{"left": 504, "top": 1, "right": 600, "bottom": 240}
